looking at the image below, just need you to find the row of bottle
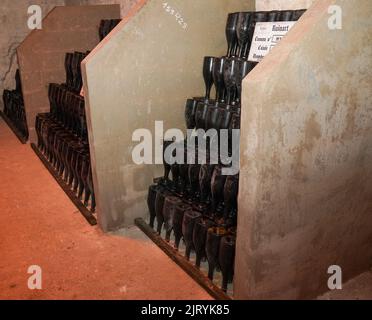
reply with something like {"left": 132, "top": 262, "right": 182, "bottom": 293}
{"left": 226, "top": 9, "right": 306, "bottom": 59}
{"left": 148, "top": 176, "right": 237, "bottom": 292}
{"left": 33, "top": 18, "right": 122, "bottom": 212}
{"left": 64, "top": 51, "right": 90, "bottom": 94}
{"left": 184, "top": 57, "right": 256, "bottom": 132}
{"left": 35, "top": 52, "right": 94, "bottom": 211}
{"left": 2, "top": 70, "right": 28, "bottom": 140}
{"left": 99, "top": 19, "right": 121, "bottom": 41}
{"left": 48, "top": 83, "right": 88, "bottom": 141}
{"left": 35, "top": 113, "right": 95, "bottom": 211}
{"left": 146, "top": 9, "right": 306, "bottom": 294}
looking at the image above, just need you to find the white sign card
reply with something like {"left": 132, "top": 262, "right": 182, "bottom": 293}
{"left": 248, "top": 21, "right": 296, "bottom": 62}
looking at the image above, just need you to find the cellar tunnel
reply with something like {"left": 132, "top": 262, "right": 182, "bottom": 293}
{"left": 0, "top": 0, "right": 371, "bottom": 302}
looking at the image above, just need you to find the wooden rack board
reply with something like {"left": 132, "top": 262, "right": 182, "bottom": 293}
{"left": 0, "top": 110, "right": 28, "bottom": 144}
{"left": 135, "top": 217, "right": 231, "bottom": 301}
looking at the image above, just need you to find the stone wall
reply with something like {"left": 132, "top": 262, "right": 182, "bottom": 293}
{"left": 235, "top": 0, "right": 372, "bottom": 299}
{"left": 0, "top": 0, "right": 65, "bottom": 111}
{"left": 256, "top": 0, "right": 316, "bottom": 10}
{"left": 0, "top": 0, "right": 136, "bottom": 112}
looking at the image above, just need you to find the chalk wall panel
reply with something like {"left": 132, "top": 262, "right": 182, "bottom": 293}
{"left": 236, "top": 0, "right": 372, "bottom": 299}
{"left": 82, "top": 0, "right": 255, "bottom": 231}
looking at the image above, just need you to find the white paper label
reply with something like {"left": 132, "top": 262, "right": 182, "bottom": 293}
{"left": 248, "top": 21, "right": 296, "bottom": 62}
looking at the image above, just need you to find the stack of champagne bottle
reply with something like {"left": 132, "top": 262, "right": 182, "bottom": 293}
{"left": 34, "top": 19, "right": 121, "bottom": 213}
{"left": 1, "top": 19, "right": 120, "bottom": 145}
{"left": 35, "top": 50, "right": 96, "bottom": 212}
{"left": 2, "top": 70, "right": 28, "bottom": 140}
{"left": 147, "top": 10, "right": 306, "bottom": 294}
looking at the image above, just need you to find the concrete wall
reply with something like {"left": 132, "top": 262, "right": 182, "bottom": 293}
{"left": 17, "top": 5, "right": 121, "bottom": 143}
{"left": 256, "top": 0, "right": 315, "bottom": 10}
{"left": 235, "top": 0, "right": 372, "bottom": 299}
{"left": 82, "top": 0, "right": 256, "bottom": 232}
{"left": 0, "top": 0, "right": 65, "bottom": 112}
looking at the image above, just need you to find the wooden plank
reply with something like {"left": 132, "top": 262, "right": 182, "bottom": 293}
{"left": 31, "top": 143, "right": 97, "bottom": 226}
{"left": 135, "top": 217, "right": 231, "bottom": 301}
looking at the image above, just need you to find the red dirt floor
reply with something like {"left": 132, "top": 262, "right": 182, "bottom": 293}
{"left": 0, "top": 119, "right": 212, "bottom": 300}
